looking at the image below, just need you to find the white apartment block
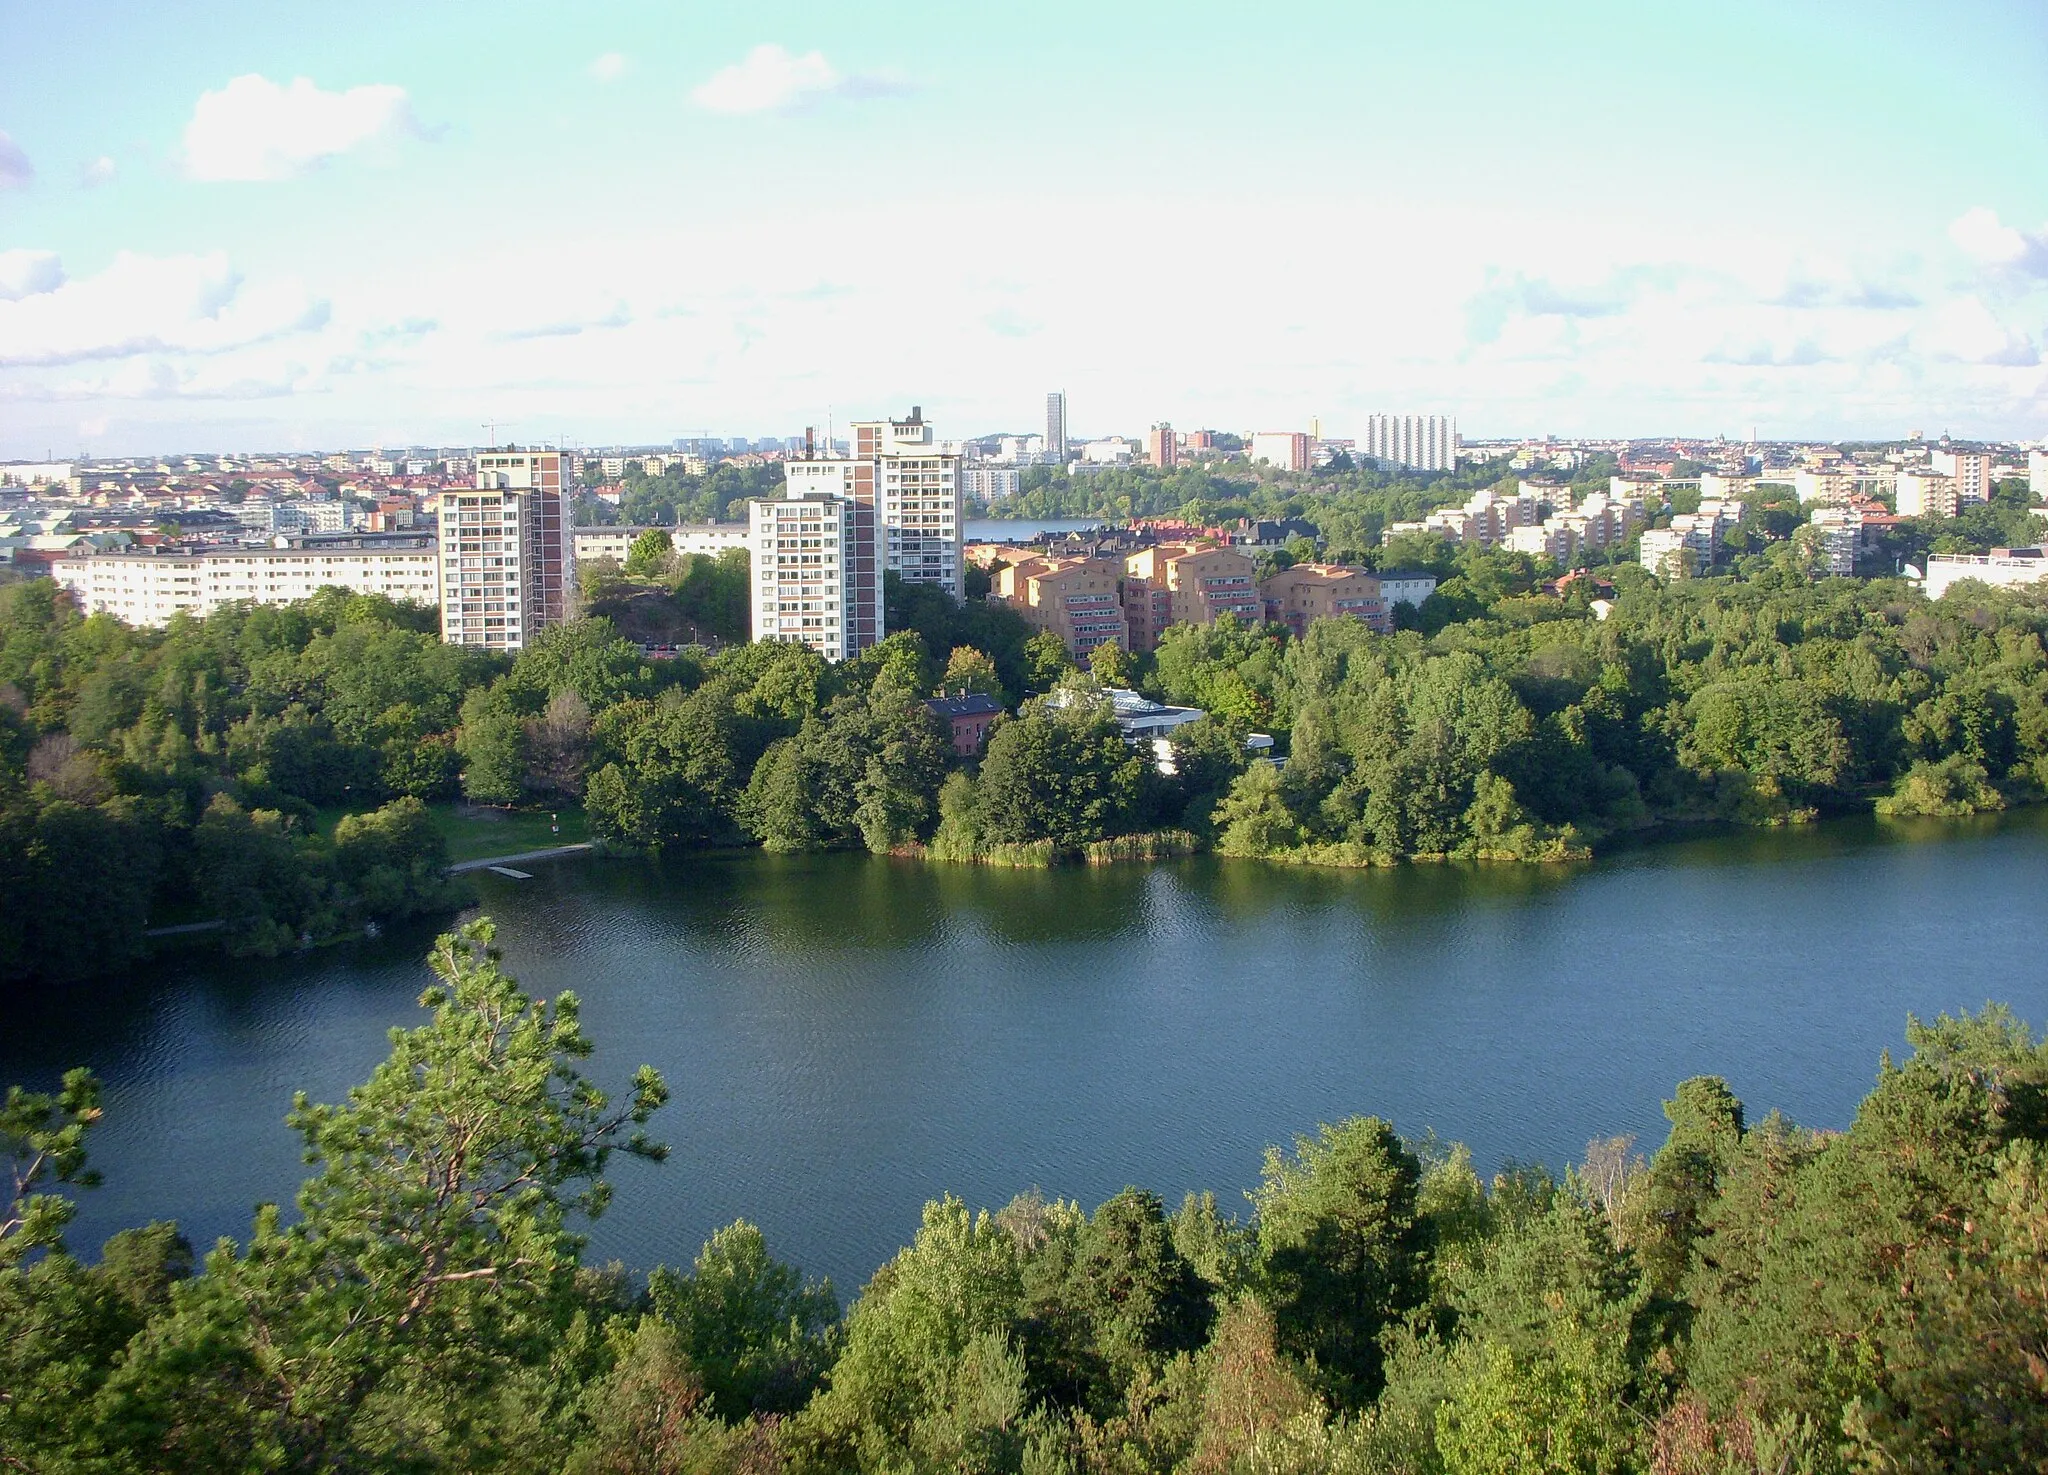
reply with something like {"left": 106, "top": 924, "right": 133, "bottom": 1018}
{"left": 439, "top": 450, "right": 568, "bottom": 650}
{"left": 0, "top": 462, "right": 74, "bottom": 488}
{"left": 749, "top": 491, "right": 874, "bottom": 661}
{"left": 1249, "top": 431, "right": 1312, "bottom": 472}
{"left": 2030, "top": 450, "right": 2048, "bottom": 504}
{"left": 1640, "top": 528, "right": 1693, "bottom": 578}
{"left": 853, "top": 408, "right": 964, "bottom": 599}
{"left": 1699, "top": 472, "right": 1754, "bottom": 501}
{"left": 288, "top": 499, "right": 354, "bottom": 533}
{"left": 1803, "top": 507, "right": 1860, "bottom": 576}
{"left": 1930, "top": 450, "right": 1992, "bottom": 506}
{"left": 1896, "top": 471, "right": 1960, "bottom": 519}
{"left": 54, "top": 534, "right": 440, "bottom": 626}
{"left": 1794, "top": 469, "right": 1855, "bottom": 505}
{"left": 1360, "top": 414, "right": 1459, "bottom": 472}
{"left": 570, "top": 524, "right": 750, "bottom": 563}
{"left": 961, "top": 465, "right": 1022, "bottom": 501}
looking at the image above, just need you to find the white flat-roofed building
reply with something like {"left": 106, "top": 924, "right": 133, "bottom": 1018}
{"left": 852, "top": 407, "right": 963, "bottom": 599}
{"left": 1926, "top": 548, "right": 2048, "bottom": 599}
{"left": 1930, "top": 450, "right": 1992, "bottom": 506}
{"left": 2029, "top": 450, "right": 2048, "bottom": 503}
{"left": 1375, "top": 568, "right": 1439, "bottom": 606}
{"left": 571, "top": 524, "right": 749, "bottom": 563}
{"left": 1897, "top": 471, "right": 1960, "bottom": 519}
{"left": 0, "top": 462, "right": 74, "bottom": 488}
{"left": 1794, "top": 469, "right": 1854, "bottom": 505}
{"left": 1640, "top": 528, "right": 1693, "bottom": 578}
{"left": 961, "top": 465, "right": 1022, "bottom": 501}
{"left": 749, "top": 490, "right": 877, "bottom": 661}
{"left": 1249, "top": 431, "right": 1312, "bottom": 472}
{"left": 1360, "top": 414, "right": 1459, "bottom": 472}
{"left": 53, "top": 534, "right": 440, "bottom": 626}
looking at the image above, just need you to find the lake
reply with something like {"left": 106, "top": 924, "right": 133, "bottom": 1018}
{"left": 7, "top": 812, "right": 2046, "bottom": 1294}
{"left": 965, "top": 517, "right": 1110, "bottom": 542}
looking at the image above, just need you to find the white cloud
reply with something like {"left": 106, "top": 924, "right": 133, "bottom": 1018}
{"left": 587, "top": 51, "right": 628, "bottom": 83}
{"left": 0, "top": 251, "right": 328, "bottom": 366}
{"left": 1916, "top": 296, "right": 2039, "bottom": 366}
{"left": 0, "top": 131, "right": 32, "bottom": 189}
{"left": 0, "top": 250, "right": 65, "bottom": 301}
{"left": 1948, "top": 207, "right": 2048, "bottom": 276}
{"left": 691, "top": 44, "right": 850, "bottom": 115}
{"left": 81, "top": 155, "right": 116, "bottom": 188}
{"left": 182, "top": 75, "right": 417, "bottom": 182}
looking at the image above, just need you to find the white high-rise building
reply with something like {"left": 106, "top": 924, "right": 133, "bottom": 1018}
{"left": 852, "top": 407, "right": 964, "bottom": 599}
{"left": 961, "top": 465, "right": 1022, "bottom": 501}
{"left": 1360, "top": 414, "right": 1459, "bottom": 472}
{"left": 749, "top": 486, "right": 876, "bottom": 661}
{"left": 438, "top": 449, "right": 567, "bottom": 650}
{"left": 1046, "top": 391, "right": 1068, "bottom": 461}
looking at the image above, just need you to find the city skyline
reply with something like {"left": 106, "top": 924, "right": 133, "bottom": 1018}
{"left": 3, "top": 0, "right": 2045, "bottom": 458}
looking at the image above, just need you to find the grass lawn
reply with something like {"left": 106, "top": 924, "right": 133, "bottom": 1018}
{"left": 316, "top": 802, "right": 591, "bottom": 865}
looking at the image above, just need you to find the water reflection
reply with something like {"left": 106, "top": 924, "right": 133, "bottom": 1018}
{"left": 3, "top": 808, "right": 2045, "bottom": 1293}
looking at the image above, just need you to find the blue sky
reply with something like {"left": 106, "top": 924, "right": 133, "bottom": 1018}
{"left": 2, "top": 0, "right": 2045, "bottom": 455}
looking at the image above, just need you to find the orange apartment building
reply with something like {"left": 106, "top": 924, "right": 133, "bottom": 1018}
{"left": 1258, "top": 564, "right": 1388, "bottom": 636}
{"left": 1120, "top": 544, "right": 1263, "bottom": 652}
{"left": 992, "top": 555, "right": 1130, "bottom": 654}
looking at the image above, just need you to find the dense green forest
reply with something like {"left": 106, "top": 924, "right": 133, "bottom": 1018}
{"left": 4, "top": 926, "right": 2042, "bottom": 1472}
{"left": 4, "top": 539, "right": 2047, "bottom": 984}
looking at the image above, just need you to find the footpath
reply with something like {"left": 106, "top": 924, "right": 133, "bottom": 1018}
{"left": 447, "top": 843, "right": 597, "bottom": 874}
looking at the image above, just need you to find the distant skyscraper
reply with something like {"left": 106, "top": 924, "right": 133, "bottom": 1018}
{"left": 1046, "top": 391, "right": 1068, "bottom": 461}
{"left": 1360, "top": 414, "right": 1459, "bottom": 472}
{"left": 439, "top": 449, "right": 567, "bottom": 650}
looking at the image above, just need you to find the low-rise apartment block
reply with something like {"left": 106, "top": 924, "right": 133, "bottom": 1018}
{"left": 55, "top": 533, "right": 440, "bottom": 625}
{"left": 1121, "top": 544, "right": 1262, "bottom": 651}
{"left": 1259, "top": 564, "right": 1388, "bottom": 636}
{"left": 1930, "top": 450, "right": 1992, "bottom": 506}
{"left": 1896, "top": 471, "right": 1960, "bottom": 519}
{"left": 1639, "top": 528, "right": 1694, "bottom": 579}
{"left": 993, "top": 555, "right": 1130, "bottom": 655}
{"left": 570, "top": 524, "right": 750, "bottom": 563}
{"left": 1376, "top": 569, "right": 1439, "bottom": 607}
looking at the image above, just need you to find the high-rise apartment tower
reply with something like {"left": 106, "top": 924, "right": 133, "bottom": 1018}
{"left": 750, "top": 408, "right": 965, "bottom": 658}
{"left": 439, "top": 448, "right": 566, "bottom": 649}
{"left": 1361, "top": 414, "right": 1459, "bottom": 472}
{"left": 851, "top": 406, "right": 964, "bottom": 599}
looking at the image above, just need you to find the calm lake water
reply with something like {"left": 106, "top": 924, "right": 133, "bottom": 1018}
{"left": 964, "top": 517, "right": 1107, "bottom": 542}
{"left": 8, "top": 813, "right": 2047, "bottom": 1293}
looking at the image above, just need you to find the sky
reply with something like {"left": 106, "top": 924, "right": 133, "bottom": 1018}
{"left": 1, "top": 0, "right": 2046, "bottom": 456}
